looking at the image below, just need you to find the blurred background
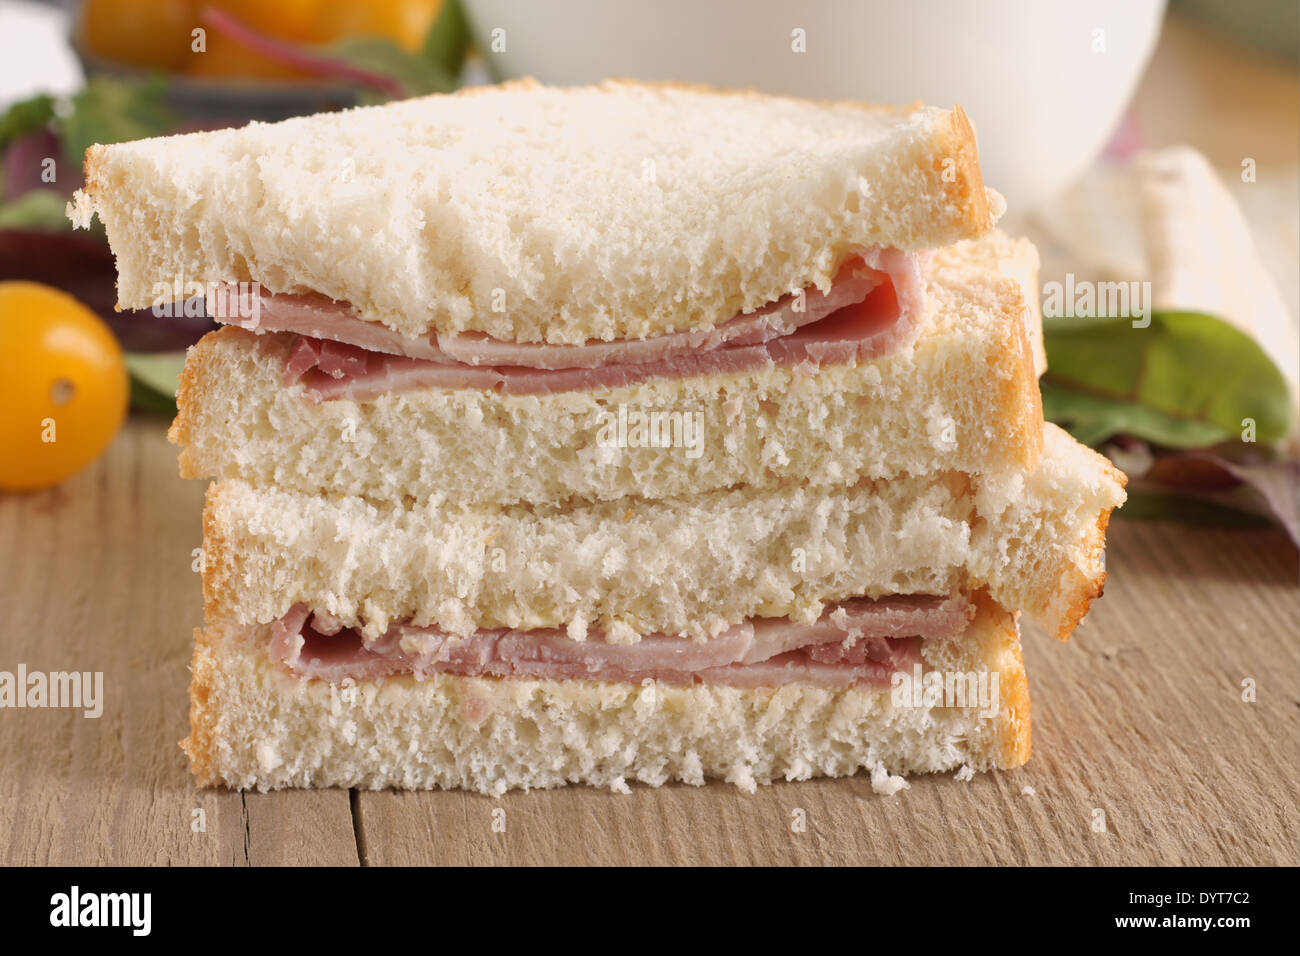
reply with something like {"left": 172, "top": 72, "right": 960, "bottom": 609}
{"left": 0, "top": 0, "right": 1297, "bottom": 537}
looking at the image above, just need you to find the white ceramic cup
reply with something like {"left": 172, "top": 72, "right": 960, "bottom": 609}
{"left": 462, "top": 0, "right": 1166, "bottom": 210}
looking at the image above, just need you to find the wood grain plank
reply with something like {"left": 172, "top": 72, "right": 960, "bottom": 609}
{"left": 244, "top": 791, "right": 359, "bottom": 866}
{"left": 1015, "top": 521, "right": 1300, "bottom": 866}
{"left": 0, "top": 422, "right": 357, "bottom": 865}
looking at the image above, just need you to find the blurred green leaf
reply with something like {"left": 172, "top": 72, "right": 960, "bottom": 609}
{"left": 324, "top": 0, "right": 471, "bottom": 99}
{"left": 422, "top": 0, "right": 471, "bottom": 79}
{"left": 326, "top": 37, "right": 455, "bottom": 98}
{"left": 0, "top": 189, "right": 69, "bottom": 230}
{"left": 0, "top": 94, "right": 55, "bottom": 150}
{"left": 1041, "top": 380, "right": 1231, "bottom": 448}
{"left": 1042, "top": 310, "right": 1293, "bottom": 448}
{"left": 125, "top": 351, "right": 187, "bottom": 416}
{"left": 1120, "top": 489, "right": 1274, "bottom": 529}
{"left": 57, "top": 76, "right": 176, "bottom": 168}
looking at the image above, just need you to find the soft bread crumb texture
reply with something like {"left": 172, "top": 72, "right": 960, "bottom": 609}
{"left": 75, "top": 79, "right": 996, "bottom": 344}
{"left": 946, "top": 233, "right": 1045, "bottom": 376}
{"left": 972, "top": 424, "right": 1127, "bottom": 638}
{"left": 183, "top": 594, "right": 1030, "bottom": 794}
{"left": 870, "top": 763, "right": 912, "bottom": 796}
{"left": 170, "top": 235, "right": 1046, "bottom": 507}
{"left": 201, "top": 423, "right": 1124, "bottom": 643}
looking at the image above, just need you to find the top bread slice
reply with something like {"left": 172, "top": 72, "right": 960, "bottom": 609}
{"left": 70, "top": 79, "right": 998, "bottom": 345}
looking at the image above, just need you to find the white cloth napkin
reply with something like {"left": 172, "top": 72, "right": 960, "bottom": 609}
{"left": 1006, "top": 146, "right": 1300, "bottom": 451}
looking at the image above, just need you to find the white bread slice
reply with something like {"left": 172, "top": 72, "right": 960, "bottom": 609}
{"left": 946, "top": 233, "right": 1046, "bottom": 376}
{"left": 170, "top": 234, "right": 1043, "bottom": 506}
{"left": 200, "top": 424, "right": 1123, "bottom": 643}
{"left": 971, "top": 425, "right": 1126, "bottom": 638}
{"left": 71, "top": 79, "right": 998, "bottom": 345}
{"left": 183, "top": 593, "right": 1030, "bottom": 794}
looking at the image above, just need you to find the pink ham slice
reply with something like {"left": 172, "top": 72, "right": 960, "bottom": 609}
{"left": 290, "top": 265, "right": 920, "bottom": 399}
{"left": 269, "top": 593, "right": 971, "bottom": 690}
{"left": 210, "top": 288, "right": 448, "bottom": 362}
{"left": 431, "top": 261, "right": 883, "bottom": 369}
{"left": 210, "top": 246, "right": 924, "bottom": 399}
{"left": 208, "top": 249, "right": 914, "bottom": 368}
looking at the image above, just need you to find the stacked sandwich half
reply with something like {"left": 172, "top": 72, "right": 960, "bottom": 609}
{"left": 72, "top": 81, "right": 1126, "bottom": 794}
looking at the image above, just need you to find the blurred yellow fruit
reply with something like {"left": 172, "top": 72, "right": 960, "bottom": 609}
{"left": 316, "top": 0, "right": 444, "bottom": 52}
{"left": 0, "top": 283, "right": 128, "bottom": 492}
{"left": 207, "top": 0, "right": 331, "bottom": 43}
{"left": 185, "top": 30, "right": 313, "bottom": 80}
{"left": 81, "top": 0, "right": 197, "bottom": 71}
{"left": 82, "top": 0, "right": 445, "bottom": 80}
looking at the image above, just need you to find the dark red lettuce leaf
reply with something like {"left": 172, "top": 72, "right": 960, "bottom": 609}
{"left": 1108, "top": 437, "right": 1299, "bottom": 546}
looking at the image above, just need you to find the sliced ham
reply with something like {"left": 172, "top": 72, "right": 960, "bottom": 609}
{"left": 432, "top": 262, "right": 882, "bottom": 369}
{"left": 283, "top": 337, "right": 322, "bottom": 381}
{"left": 210, "top": 288, "right": 448, "bottom": 362}
{"left": 208, "top": 249, "right": 916, "bottom": 368}
{"left": 269, "top": 593, "right": 970, "bottom": 690}
{"left": 287, "top": 266, "right": 922, "bottom": 400}
{"left": 211, "top": 246, "right": 925, "bottom": 399}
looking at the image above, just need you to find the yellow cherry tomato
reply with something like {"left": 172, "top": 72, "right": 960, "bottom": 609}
{"left": 0, "top": 283, "right": 128, "bottom": 492}
{"left": 208, "top": 0, "right": 330, "bottom": 43}
{"left": 81, "top": 0, "right": 197, "bottom": 71}
{"left": 316, "top": 0, "right": 444, "bottom": 52}
{"left": 185, "top": 31, "right": 315, "bottom": 80}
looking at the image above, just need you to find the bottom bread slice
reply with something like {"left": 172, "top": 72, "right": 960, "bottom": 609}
{"left": 184, "top": 594, "right": 1030, "bottom": 794}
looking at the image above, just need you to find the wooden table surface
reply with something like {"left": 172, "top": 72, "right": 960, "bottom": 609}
{"left": 1, "top": 420, "right": 1296, "bottom": 866}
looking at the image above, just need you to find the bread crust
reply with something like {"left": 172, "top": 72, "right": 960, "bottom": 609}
{"left": 939, "top": 106, "right": 995, "bottom": 241}
{"left": 180, "top": 626, "right": 219, "bottom": 787}
{"left": 997, "top": 281, "right": 1046, "bottom": 471}
{"left": 974, "top": 592, "right": 1032, "bottom": 766}
{"left": 198, "top": 482, "right": 235, "bottom": 627}
{"left": 1047, "top": 450, "right": 1128, "bottom": 640}
{"left": 165, "top": 339, "right": 202, "bottom": 454}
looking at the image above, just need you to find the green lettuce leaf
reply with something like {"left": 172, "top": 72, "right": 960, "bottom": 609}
{"left": 325, "top": 37, "right": 455, "bottom": 98}
{"left": 1041, "top": 381, "right": 1230, "bottom": 448}
{"left": 325, "top": 0, "right": 471, "bottom": 99}
{"left": 0, "top": 94, "right": 55, "bottom": 150}
{"left": 1042, "top": 310, "right": 1293, "bottom": 448}
{"left": 422, "top": 0, "right": 472, "bottom": 78}
{"left": 1119, "top": 489, "right": 1274, "bottom": 529}
{"left": 124, "top": 351, "right": 187, "bottom": 416}
{"left": 57, "top": 76, "right": 176, "bottom": 169}
{"left": 0, "top": 189, "right": 69, "bottom": 230}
